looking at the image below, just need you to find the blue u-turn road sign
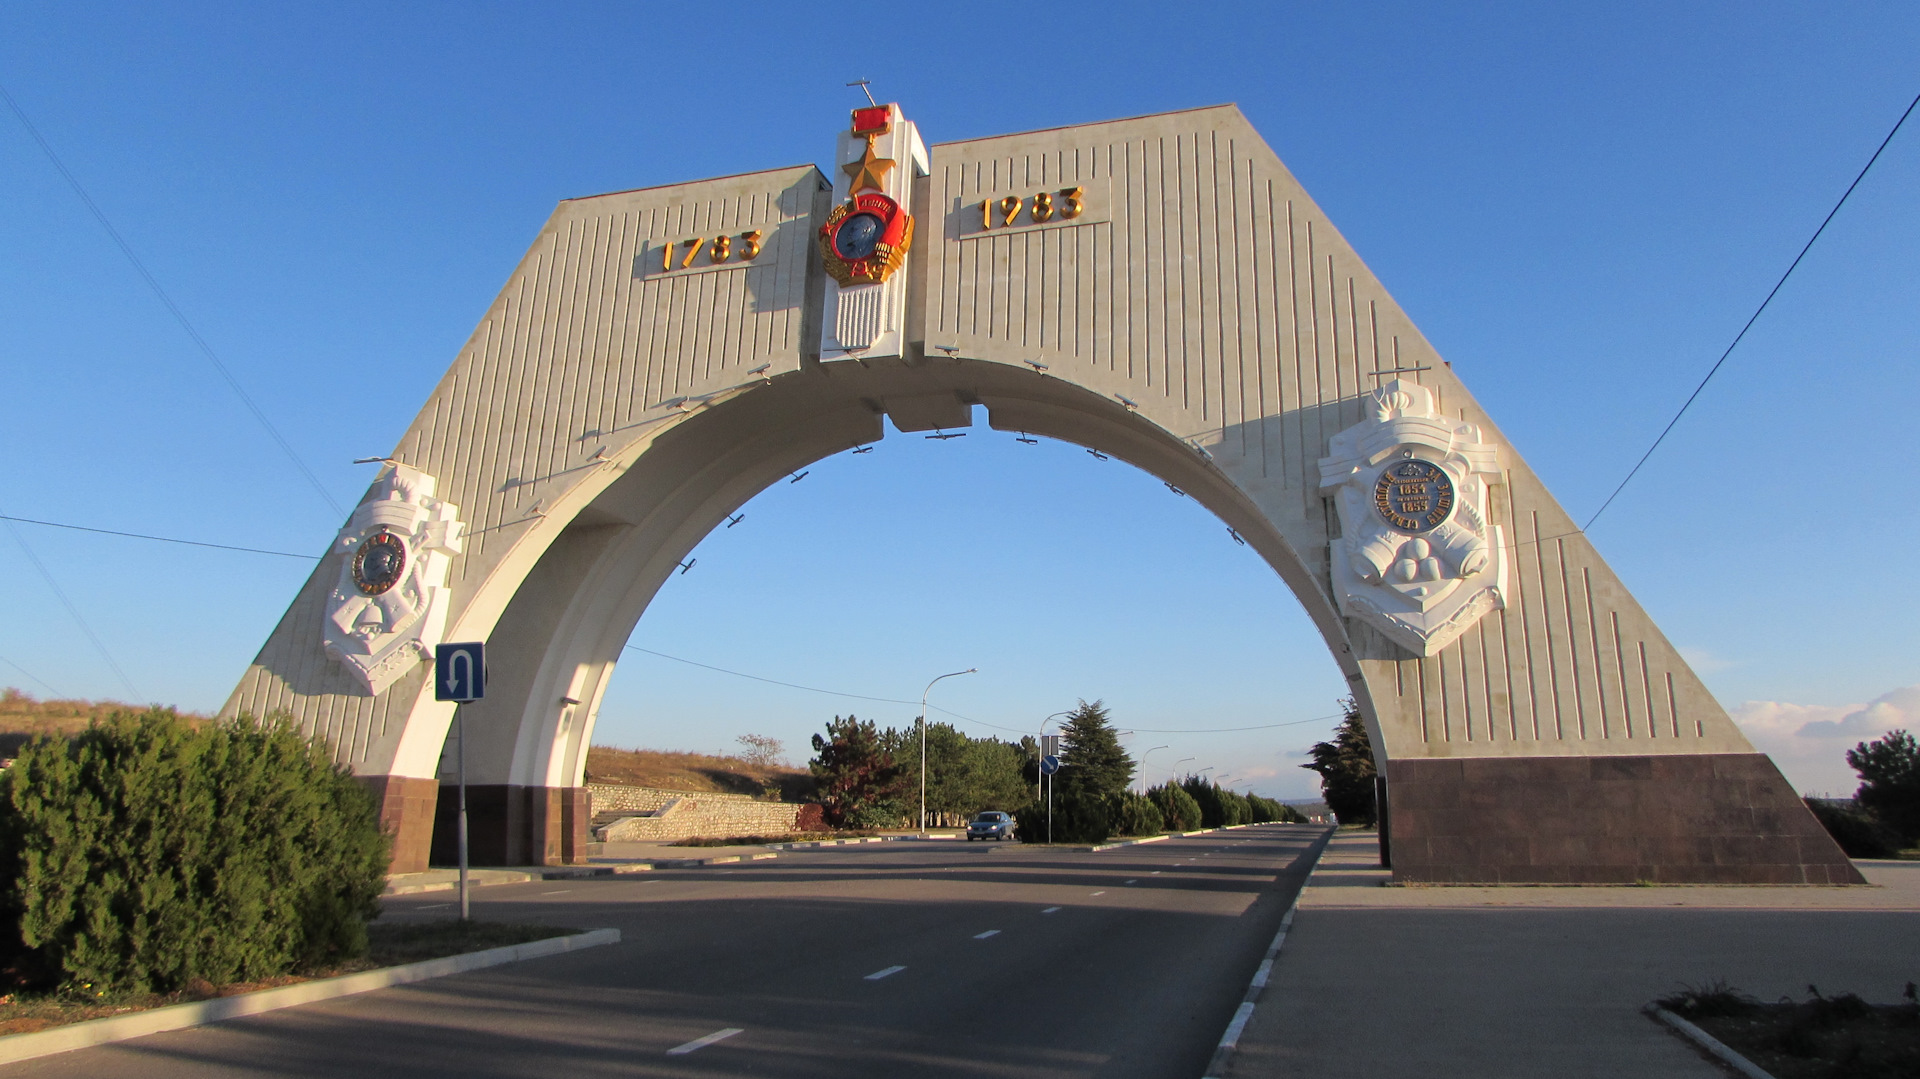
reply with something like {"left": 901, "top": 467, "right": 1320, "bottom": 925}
{"left": 435, "top": 642, "right": 486, "bottom": 702}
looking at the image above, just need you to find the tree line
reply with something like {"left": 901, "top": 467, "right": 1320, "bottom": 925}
{"left": 808, "top": 699, "right": 1306, "bottom": 839}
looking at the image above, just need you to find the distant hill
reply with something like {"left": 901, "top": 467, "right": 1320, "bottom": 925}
{"left": 585, "top": 745, "right": 813, "bottom": 802}
{"left": 0, "top": 690, "right": 814, "bottom": 801}
{"left": 0, "top": 688, "right": 207, "bottom": 758}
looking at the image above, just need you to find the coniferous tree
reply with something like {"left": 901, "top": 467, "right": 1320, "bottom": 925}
{"left": 1057, "top": 699, "right": 1134, "bottom": 800}
{"left": 1299, "top": 697, "right": 1378, "bottom": 826}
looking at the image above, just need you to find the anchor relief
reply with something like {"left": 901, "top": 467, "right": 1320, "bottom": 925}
{"left": 1319, "top": 379, "right": 1508, "bottom": 656}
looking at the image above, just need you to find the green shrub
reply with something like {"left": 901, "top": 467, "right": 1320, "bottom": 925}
{"left": 1804, "top": 797, "right": 1902, "bottom": 858}
{"left": 1148, "top": 784, "right": 1202, "bottom": 831}
{"left": 1014, "top": 791, "right": 1111, "bottom": 844}
{"left": 1219, "top": 789, "right": 1251, "bottom": 826}
{"left": 0, "top": 710, "right": 389, "bottom": 994}
{"left": 1111, "top": 792, "right": 1165, "bottom": 837}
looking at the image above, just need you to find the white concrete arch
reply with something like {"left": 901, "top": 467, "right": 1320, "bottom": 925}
{"left": 228, "top": 105, "right": 1856, "bottom": 884}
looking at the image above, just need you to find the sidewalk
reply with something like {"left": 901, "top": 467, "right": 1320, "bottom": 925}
{"left": 1225, "top": 831, "right": 1920, "bottom": 1078}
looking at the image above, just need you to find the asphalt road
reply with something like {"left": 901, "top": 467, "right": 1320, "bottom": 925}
{"left": 4, "top": 824, "right": 1330, "bottom": 1079}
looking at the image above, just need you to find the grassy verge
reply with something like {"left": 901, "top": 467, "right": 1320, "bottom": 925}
{"left": 1659, "top": 980, "right": 1920, "bottom": 1079}
{"left": 0, "top": 920, "right": 575, "bottom": 1037}
{"left": 671, "top": 831, "right": 877, "bottom": 847}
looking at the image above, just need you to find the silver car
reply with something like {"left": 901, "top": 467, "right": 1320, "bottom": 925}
{"left": 967, "top": 811, "right": 1014, "bottom": 841}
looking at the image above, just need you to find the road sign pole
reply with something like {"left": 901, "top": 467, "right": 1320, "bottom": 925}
{"left": 1046, "top": 769, "right": 1052, "bottom": 845}
{"left": 457, "top": 702, "right": 470, "bottom": 923}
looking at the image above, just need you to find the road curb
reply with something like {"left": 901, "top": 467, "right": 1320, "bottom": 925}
{"left": 1643, "top": 1004, "right": 1778, "bottom": 1079}
{"left": 0, "top": 928, "right": 622, "bottom": 1067}
{"left": 765, "top": 836, "right": 903, "bottom": 850}
{"left": 382, "top": 869, "right": 533, "bottom": 895}
{"left": 1200, "top": 826, "right": 1335, "bottom": 1079}
{"left": 539, "top": 852, "right": 779, "bottom": 876}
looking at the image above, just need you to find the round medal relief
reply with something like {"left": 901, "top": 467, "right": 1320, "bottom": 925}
{"left": 1373, "top": 459, "right": 1455, "bottom": 533}
{"left": 351, "top": 530, "right": 407, "bottom": 596}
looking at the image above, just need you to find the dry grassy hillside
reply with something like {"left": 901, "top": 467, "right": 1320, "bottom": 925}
{"left": 584, "top": 746, "right": 813, "bottom": 802}
{"left": 0, "top": 688, "right": 207, "bottom": 757}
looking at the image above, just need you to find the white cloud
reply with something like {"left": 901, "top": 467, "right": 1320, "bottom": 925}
{"left": 1731, "top": 684, "right": 1920, "bottom": 797}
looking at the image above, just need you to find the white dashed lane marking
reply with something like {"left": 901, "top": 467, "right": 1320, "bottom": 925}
{"left": 1041, "top": 906, "right": 1062, "bottom": 914}
{"left": 865, "top": 965, "right": 906, "bottom": 980}
{"left": 667, "top": 1028, "right": 743, "bottom": 1055}
{"left": 1090, "top": 891, "right": 1106, "bottom": 896}
{"left": 973, "top": 930, "right": 1001, "bottom": 939}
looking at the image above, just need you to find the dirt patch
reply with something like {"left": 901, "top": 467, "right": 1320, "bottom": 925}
{"left": 585, "top": 746, "right": 812, "bottom": 801}
{"left": 1659, "top": 980, "right": 1920, "bottom": 1079}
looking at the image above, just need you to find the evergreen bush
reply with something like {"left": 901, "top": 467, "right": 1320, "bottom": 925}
{"left": 1219, "top": 789, "right": 1251, "bottom": 826}
{"left": 1804, "top": 797, "right": 1902, "bottom": 858}
{"left": 1148, "top": 783, "right": 1203, "bottom": 831}
{"left": 1013, "top": 791, "right": 1111, "bottom": 844}
{"left": 1111, "top": 792, "right": 1165, "bottom": 837}
{"left": 0, "top": 710, "right": 389, "bottom": 994}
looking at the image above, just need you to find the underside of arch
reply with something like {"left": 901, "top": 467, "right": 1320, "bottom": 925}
{"left": 226, "top": 107, "right": 1859, "bottom": 884}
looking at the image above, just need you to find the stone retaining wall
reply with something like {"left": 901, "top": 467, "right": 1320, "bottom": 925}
{"left": 589, "top": 784, "right": 804, "bottom": 842}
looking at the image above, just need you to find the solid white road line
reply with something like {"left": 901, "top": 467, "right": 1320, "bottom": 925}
{"left": 973, "top": 930, "right": 1001, "bottom": 939}
{"left": 864, "top": 965, "right": 906, "bottom": 980}
{"left": 667, "top": 1027, "right": 744, "bottom": 1055}
{"left": 415, "top": 903, "right": 451, "bottom": 910}
{"left": 1041, "top": 906, "right": 1062, "bottom": 913}
{"left": 539, "top": 889, "right": 570, "bottom": 895}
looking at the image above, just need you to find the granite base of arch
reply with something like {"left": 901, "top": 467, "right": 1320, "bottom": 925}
{"left": 1383, "top": 753, "right": 1865, "bottom": 885}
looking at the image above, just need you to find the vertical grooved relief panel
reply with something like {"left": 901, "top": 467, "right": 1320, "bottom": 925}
{"left": 923, "top": 105, "right": 1750, "bottom": 761}
{"left": 226, "top": 166, "right": 830, "bottom": 769}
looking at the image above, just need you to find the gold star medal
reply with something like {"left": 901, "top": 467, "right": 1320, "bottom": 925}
{"left": 843, "top": 134, "right": 896, "bottom": 194}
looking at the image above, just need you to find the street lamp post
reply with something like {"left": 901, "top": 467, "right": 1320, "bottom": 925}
{"left": 1173, "top": 756, "right": 1194, "bottom": 784}
{"left": 919, "top": 668, "right": 977, "bottom": 832}
{"left": 1137, "top": 745, "right": 1169, "bottom": 794}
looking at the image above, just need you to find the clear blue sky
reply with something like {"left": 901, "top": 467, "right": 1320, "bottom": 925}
{"left": 1, "top": 3, "right": 1914, "bottom": 799}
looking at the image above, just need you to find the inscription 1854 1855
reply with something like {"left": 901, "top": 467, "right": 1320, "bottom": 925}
{"left": 1373, "top": 459, "right": 1455, "bottom": 533}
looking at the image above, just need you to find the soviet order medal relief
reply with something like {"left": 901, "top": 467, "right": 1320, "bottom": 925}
{"left": 818, "top": 103, "right": 927, "bottom": 362}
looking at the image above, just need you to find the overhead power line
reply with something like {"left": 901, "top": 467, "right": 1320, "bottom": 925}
{"left": 0, "top": 81, "right": 346, "bottom": 519}
{"left": 0, "top": 653, "right": 62, "bottom": 698}
{"left": 1585, "top": 89, "right": 1920, "bottom": 531}
{"left": 621, "top": 644, "right": 1341, "bottom": 736}
{"left": 0, "top": 513, "right": 313, "bottom": 560}
{"left": 0, "top": 515, "right": 140, "bottom": 699}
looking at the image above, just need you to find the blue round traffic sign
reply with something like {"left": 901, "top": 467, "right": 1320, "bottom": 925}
{"left": 1040, "top": 754, "right": 1060, "bottom": 775}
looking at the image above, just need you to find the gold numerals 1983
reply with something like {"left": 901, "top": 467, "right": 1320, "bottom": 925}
{"left": 978, "top": 187, "right": 1085, "bottom": 231}
{"left": 660, "top": 230, "right": 764, "bottom": 271}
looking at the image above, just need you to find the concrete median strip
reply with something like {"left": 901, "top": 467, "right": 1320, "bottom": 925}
{"left": 0, "top": 928, "right": 622, "bottom": 1067}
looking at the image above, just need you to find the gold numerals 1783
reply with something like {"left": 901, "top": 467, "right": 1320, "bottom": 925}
{"left": 660, "top": 230, "right": 764, "bottom": 271}
{"left": 978, "top": 187, "right": 1085, "bottom": 231}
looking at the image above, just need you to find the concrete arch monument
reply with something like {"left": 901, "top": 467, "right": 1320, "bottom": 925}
{"left": 227, "top": 104, "right": 1858, "bottom": 884}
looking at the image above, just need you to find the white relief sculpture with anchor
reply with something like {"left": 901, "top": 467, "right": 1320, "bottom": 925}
{"left": 1318, "top": 379, "right": 1507, "bottom": 656}
{"left": 322, "top": 464, "right": 465, "bottom": 694}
